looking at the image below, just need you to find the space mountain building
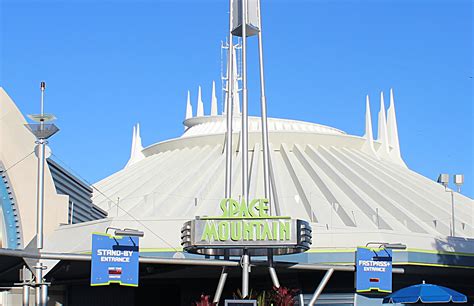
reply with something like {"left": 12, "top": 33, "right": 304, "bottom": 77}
{"left": 0, "top": 78, "right": 473, "bottom": 305}
{"left": 46, "top": 86, "right": 473, "bottom": 255}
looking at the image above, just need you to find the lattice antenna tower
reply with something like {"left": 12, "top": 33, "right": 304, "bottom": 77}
{"left": 220, "top": 39, "right": 228, "bottom": 111}
{"left": 220, "top": 37, "right": 243, "bottom": 113}
{"left": 235, "top": 38, "right": 242, "bottom": 84}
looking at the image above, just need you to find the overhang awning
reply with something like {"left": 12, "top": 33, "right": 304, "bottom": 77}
{"left": 0, "top": 252, "right": 25, "bottom": 287}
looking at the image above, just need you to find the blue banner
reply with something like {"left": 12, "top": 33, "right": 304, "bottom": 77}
{"left": 91, "top": 233, "right": 139, "bottom": 287}
{"left": 356, "top": 247, "right": 392, "bottom": 293}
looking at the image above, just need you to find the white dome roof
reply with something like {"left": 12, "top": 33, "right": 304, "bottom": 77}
{"left": 71, "top": 114, "right": 473, "bottom": 255}
{"left": 41, "top": 90, "right": 473, "bottom": 258}
{"left": 181, "top": 115, "right": 345, "bottom": 138}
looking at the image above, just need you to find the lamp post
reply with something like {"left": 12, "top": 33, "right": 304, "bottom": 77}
{"left": 25, "top": 82, "right": 59, "bottom": 306}
{"left": 453, "top": 174, "right": 464, "bottom": 193}
{"left": 105, "top": 227, "right": 145, "bottom": 238}
{"left": 437, "top": 173, "right": 464, "bottom": 237}
{"left": 365, "top": 241, "right": 407, "bottom": 261}
{"left": 365, "top": 242, "right": 407, "bottom": 250}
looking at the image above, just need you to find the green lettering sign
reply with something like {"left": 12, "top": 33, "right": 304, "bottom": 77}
{"left": 201, "top": 221, "right": 218, "bottom": 241}
{"left": 200, "top": 198, "right": 294, "bottom": 244}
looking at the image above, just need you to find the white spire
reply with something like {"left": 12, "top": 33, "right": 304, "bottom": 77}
{"left": 387, "top": 88, "right": 406, "bottom": 167}
{"left": 135, "top": 123, "right": 143, "bottom": 149}
{"left": 197, "top": 86, "right": 204, "bottom": 117}
{"left": 361, "top": 95, "right": 378, "bottom": 158}
{"left": 125, "top": 123, "right": 145, "bottom": 168}
{"left": 387, "top": 88, "right": 400, "bottom": 151}
{"left": 232, "top": 52, "right": 241, "bottom": 114}
{"left": 363, "top": 95, "right": 374, "bottom": 140}
{"left": 185, "top": 90, "right": 193, "bottom": 120}
{"left": 129, "top": 125, "right": 136, "bottom": 159}
{"left": 211, "top": 81, "right": 218, "bottom": 116}
{"left": 377, "top": 91, "right": 390, "bottom": 157}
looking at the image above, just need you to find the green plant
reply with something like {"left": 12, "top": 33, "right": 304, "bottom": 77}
{"left": 268, "top": 286, "right": 300, "bottom": 306}
{"left": 233, "top": 288, "right": 256, "bottom": 300}
{"left": 232, "top": 288, "right": 269, "bottom": 305}
{"left": 256, "top": 290, "right": 267, "bottom": 306}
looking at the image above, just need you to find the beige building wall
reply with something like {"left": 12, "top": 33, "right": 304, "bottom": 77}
{"left": 0, "top": 87, "right": 69, "bottom": 247}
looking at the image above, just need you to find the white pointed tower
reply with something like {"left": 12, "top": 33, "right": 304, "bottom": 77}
{"left": 376, "top": 91, "right": 390, "bottom": 159}
{"left": 135, "top": 123, "right": 143, "bottom": 150}
{"left": 125, "top": 123, "right": 145, "bottom": 168}
{"left": 387, "top": 88, "right": 407, "bottom": 167}
{"left": 185, "top": 90, "right": 193, "bottom": 120}
{"left": 211, "top": 81, "right": 218, "bottom": 116}
{"left": 361, "top": 95, "right": 379, "bottom": 159}
{"left": 197, "top": 86, "right": 204, "bottom": 117}
{"left": 129, "top": 125, "right": 136, "bottom": 158}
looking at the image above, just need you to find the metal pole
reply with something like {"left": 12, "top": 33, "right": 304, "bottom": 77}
{"left": 36, "top": 82, "right": 48, "bottom": 306}
{"left": 241, "top": 0, "right": 249, "bottom": 204}
{"left": 35, "top": 264, "right": 42, "bottom": 306}
{"left": 256, "top": 0, "right": 271, "bottom": 210}
{"left": 308, "top": 268, "right": 334, "bottom": 306}
{"left": 298, "top": 294, "right": 305, "bottom": 306}
{"left": 70, "top": 201, "right": 75, "bottom": 224}
{"left": 451, "top": 190, "right": 455, "bottom": 236}
{"left": 35, "top": 132, "right": 46, "bottom": 306}
{"left": 36, "top": 131, "right": 46, "bottom": 247}
{"left": 269, "top": 267, "right": 280, "bottom": 288}
{"left": 225, "top": 0, "right": 235, "bottom": 199}
{"left": 0, "top": 247, "right": 407, "bottom": 274}
{"left": 20, "top": 266, "right": 31, "bottom": 306}
{"left": 241, "top": 250, "right": 250, "bottom": 298}
{"left": 40, "top": 82, "right": 45, "bottom": 118}
{"left": 22, "top": 284, "right": 29, "bottom": 306}
{"left": 40, "top": 283, "right": 48, "bottom": 306}
{"left": 213, "top": 267, "right": 229, "bottom": 304}
{"left": 268, "top": 253, "right": 280, "bottom": 288}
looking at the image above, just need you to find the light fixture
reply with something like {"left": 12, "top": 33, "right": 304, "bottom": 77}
{"left": 365, "top": 242, "right": 407, "bottom": 250}
{"left": 453, "top": 174, "right": 464, "bottom": 192}
{"left": 383, "top": 243, "right": 407, "bottom": 250}
{"left": 437, "top": 174, "right": 449, "bottom": 188}
{"left": 436, "top": 173, "right": 465, "bottom": 237}
{"left": 114, "top": 229, "right": 145, "bottom": 238}
{"left": 105, "top": 227, "right": 145, "bottom": 237}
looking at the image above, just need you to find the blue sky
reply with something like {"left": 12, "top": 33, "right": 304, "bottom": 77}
{"left": 1, "top": 0, "right": 472, "bottom": 197}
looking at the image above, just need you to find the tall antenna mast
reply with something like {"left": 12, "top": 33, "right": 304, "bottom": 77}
{"left": 230, "top": 0, "right": 271, "bottom": 209}
{"left": 256, "top": 0, "right": 272, "bottom": 215}
{"left": 221, "top": 39, "right": 243, "bottom": 115}
{"left": 220, "top": 39, "right": 228, "bottom": 112}
{"left": 25, "top": 81, "right": 59, "bottom": 306}
{"left": 224, "top": 0, "right": 235, "bottom": 204}
{"left": 241, "top": 0, "right": 249, "bottom": 210}
{"left": 227, "top": 0, "right": 275, "bottom": 299}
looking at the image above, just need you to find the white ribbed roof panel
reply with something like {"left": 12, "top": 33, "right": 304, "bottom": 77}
{"left": 82, "top": 115, "right": 474, "bottom": 254}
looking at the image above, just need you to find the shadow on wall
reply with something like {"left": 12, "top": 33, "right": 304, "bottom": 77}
{"left": 433, "top": 236, "right": 474, "bottom": 267}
